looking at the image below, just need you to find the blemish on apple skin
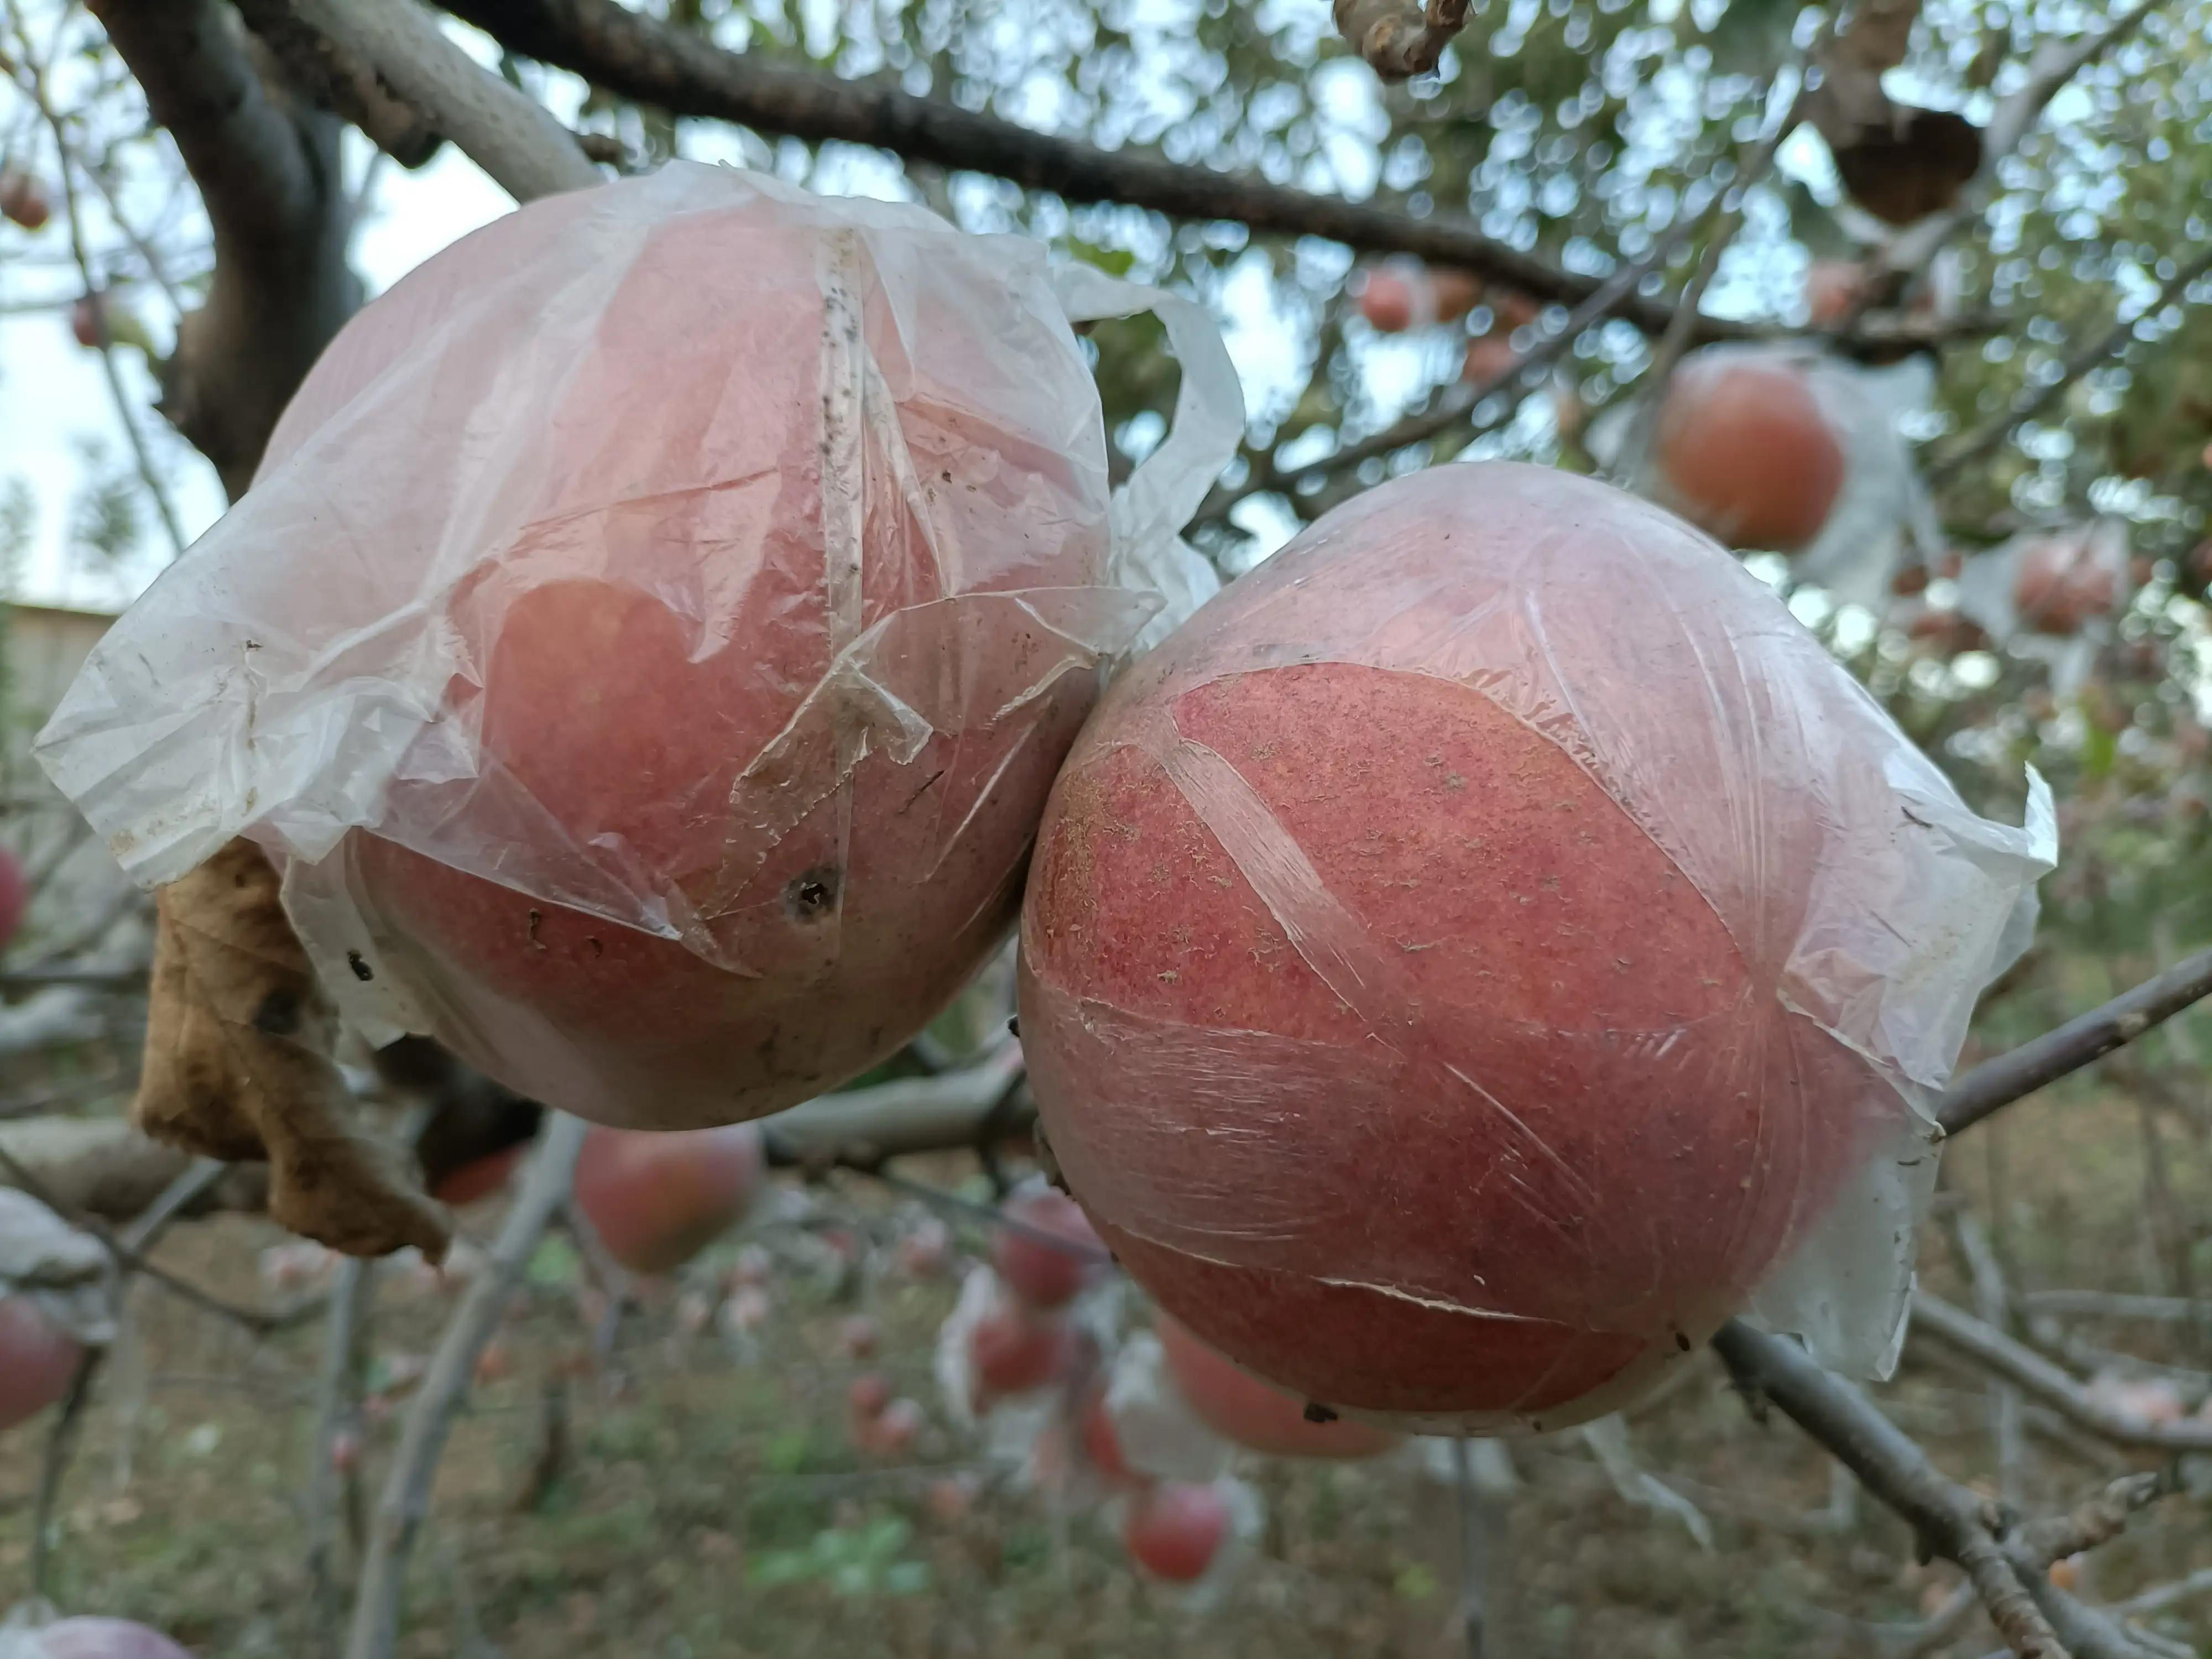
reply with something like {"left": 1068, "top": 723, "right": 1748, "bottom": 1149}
{"left": 785, "top": 868, "right": 841, "bottom": 921}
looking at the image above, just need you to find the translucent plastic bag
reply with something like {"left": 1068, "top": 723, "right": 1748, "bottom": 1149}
{"left": 1019, "top": 462, "right": 2055, "bottom": 1434}
{"left": 1595, "top": 343, "right": 1940, "bottom": 608}
{"left": 36, "top": 163, "right": 1241, "bottom": 1130}
{"left": 1954, "top": 518, "right": 2131, "bottom": 695}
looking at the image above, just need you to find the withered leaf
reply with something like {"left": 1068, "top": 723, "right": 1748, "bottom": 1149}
{"left": 136, "top": 837, "right": 450, "bottom": 1259}
{"left": 1827, "top": 107, "right": 1984, "bottom": 227}
{"left": 1803, "top": 0, "right": 1981, "bottom": 228}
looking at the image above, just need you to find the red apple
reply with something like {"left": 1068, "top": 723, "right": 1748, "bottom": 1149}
{"left": 234, "top": 175, "right": 1124, "bottom": 1133}
{"left": 1155, "top": 1312, "right": 1398, "bottom": 1459}
{"left": 836, "top": 1313, "right": 881, "bottom": 1360}
{"left": 0, "top": 842, "right": 28, "bottom": 952}
{"left": 991, "top": 1184, "right": 1106, "bottom": 1310}
{"left": 1461, "top": 333, "right": 1520, "bottom": 389}
{"left": 2014, "top": 528, "right": 2124, "bottom": 634}
{"left": 1081, "top": 1387, "right": 1134, "bottom": 1483}
{"left": 0, "top": 168, "right": 49, "bottom": 231}
{"left": 572, "top": 1121, "right": 765, "bottom": 1274}
{"left": 968, "top": 1302, "right": 1073, "bottom": 1404}
{"left": 1804, "top": 259, "right": 1867, "bottom": 326}
{"left": 0, "top": 1296, "right": 83, "bottom": 1431}
{"left": 71, "top": 293, "right": 105, "bottom": 349}
{"left": 1652, "top": 352, "right": 1845, "bottom": 550}
{"left": 1021, "top": 462, "right": 2019, "bottom": 1431}
{"left": 429, "top": 1142, "right": 526, "bottom": 1207}
{"left": 848, "top": 1371, "right": 893, "bottom": 1421}
{"left": 1355, "top": 264, "right": 1420, "bottom": 332}
{"left": 1123, "top": 1481, "right": 1230, "bottom": 1582}
{"left": 865, "top": 1396, "right": 924, "bottom": 1455}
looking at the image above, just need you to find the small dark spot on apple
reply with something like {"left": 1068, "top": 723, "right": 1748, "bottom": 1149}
{"left": 1302, "top": 1401, "right": 1339, "bottom": 1423}
{"left": 526, "top": 909, "right": 545, "bottom": 948}
{"left": 587, "top": 937, "right": 604, "bottom": 958}
{"left": 785, "top": 867, "right": 841, "bottom": 920}
{"left": 347, "top": 951, "right": 374, "bottom": 982}
{"left": 1674, "top": 1330, "right": 1692, "bottom": 1353}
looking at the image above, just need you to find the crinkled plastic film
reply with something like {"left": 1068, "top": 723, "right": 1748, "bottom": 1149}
{"left": 34, "top": 163, "right": 1242, "bottom": 1128}
{"left": 1955, "top": 518, "right": 2131, "bottom": 696}
{"left": 0, "top": 1190, "right": 114, "bottom": 1347}
{"left": 1021, "top": 463, "right": 2054, "bottom": 1429}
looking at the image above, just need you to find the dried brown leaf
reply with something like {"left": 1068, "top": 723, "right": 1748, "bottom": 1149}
{"left": 1333, "top": 0, "right": 1470, "bottom": 81}
{"left": 1805, "top": 0, "right": 1981, "bottom": 226}
{"left": 135, "top": 838, "right": 450, "bottom": 1259}
{"left": 1826, "top": 106, "right": 1983, "bottom": 225}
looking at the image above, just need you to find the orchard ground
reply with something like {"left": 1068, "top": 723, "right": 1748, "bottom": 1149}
{"left": 1, "top": 1076, "right": 2204, "bottom": 1658}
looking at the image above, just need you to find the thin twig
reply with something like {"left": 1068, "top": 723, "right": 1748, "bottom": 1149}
{"left": 119, "top": 1157, "right": 229, "bottom": 1254}
{"left": 28, "top": 1346, "right": 104, "bottom": 1599}
{"left": 2024, "top": 1290, "right": 2212, "bottom": 1324}
{"left": 1712, "top": 1321, "right": 2064, "bottom": 1659}
{"left": 307, "top": 1258, "right": 376, "bottom": 1659}
{"left": 1613, "top": 62, "right": 1814, "bottom": 484}
{"left": 0, "top": 1139, "right": 284, "bottom": 1335}
{"left": 1951, "top": 1209, "right": 2028, "bottom": 1504}
{"left": 6, "top": 13, "right": 186, "bottom": 554}
{"left": 1928, "top": 242, "right": 2212, "bottom": 484}
{"left": 2112, "top": 1567, "right": 2212, "bottom": 1619}
{"left": 1448, "top": 1436, "right": 1489, "bottom": 1658}
{"left": 344, "top": 1112, "right": 587, "bottom": 1659}
{"left": 1938, "top": 948, "right": 2212, "bottom": 1136}
{"left": 1911, "top": 1293, "right": 2212, "bottom": 1452}
{"left": 279, "top": 0, "right": 598, "bottom": 203}
{"left": 1878, "top": 2, "right": 2162, "bottom": 288}
{"left": 512, "top": 1374, "right": 568, "bottom": 1512}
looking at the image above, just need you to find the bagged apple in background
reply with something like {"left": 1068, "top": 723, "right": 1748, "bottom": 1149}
{"left": 1594, "top": 343, "right": 1941, "bottom": 611}
{"left": 1954, "top": 518, "right": 2132, "bottom": 695}
{"left": 36, "top": 163, "right": 1243, "bottom": 1131}
{"left": 1019, "top": 462, "right": 2054, "bottom": 1435}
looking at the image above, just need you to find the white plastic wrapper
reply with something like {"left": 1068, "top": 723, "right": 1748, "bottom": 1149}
{"left": 1954, "top": 518, "right": 2131, "bottom": 695}
{"left": 0, "top": 1613, "right": 189, "bottom": 1659}
{"left": 0, "top": 1190, "right": 114, "bottom": 1347}
{"left": 1020, "top": 462, "right": 2057, "bottom": 1433}
{"left": 35, "top": 163, "right": 1243, "bottom": 1130}
{"left": 1594, "top": 344, "right": 1940, "bottom": 608}
{"left": 1101, "top": 1331, "right": 1236, "bottom": 1484}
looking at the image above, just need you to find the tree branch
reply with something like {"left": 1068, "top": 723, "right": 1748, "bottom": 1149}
{"left": 1912, "top": 1292, "right": 2212, "bottom": 1452}
{"left": 229, "top": 0, "right": 443, "bottom": 168}
{"left": 1928, "top": 241, "right": 2212, "bottom": 485}
{"left": 307, "top": 1258, "right": 376, "bottom": 1659}
{"left": 1713, "top": 1320, "right": 2066, "bottom": 1658}
{"left": 1938, "top": 947, "right": 2212, "bottom": 1136}
{"left": 343, "top": 1112, "right": 586, "bottom": 1659}
{"left": 87, "top": 0, "right": 362, "bottom": 497}
{"left": 1878, "top": 2, "right": 2159, "bottom": 286}
{"left": 273, "top": 0, "right": 598, "bottom": 202}
{"left": 440, "top": 0, "right": 1772, "bottom": 338}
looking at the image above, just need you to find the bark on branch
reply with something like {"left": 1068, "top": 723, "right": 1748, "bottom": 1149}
{"left": 438, "top": 0, "right": 1751, "bottom": 337}
{"left": 1714, "top": 1321, "right": 2068, "bottom": 1659}
{"left": 1912, "top": 1293, "right": 2212, "bottom": 1453}
{"left": 87, "top": 0, "right": 361, "bottom": 498}
{"left": 1938, "top": 947, "right": 2212, "bottom": 1136}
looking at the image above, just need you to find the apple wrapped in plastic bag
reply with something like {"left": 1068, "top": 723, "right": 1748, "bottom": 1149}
{"left": 35, "top": 163, "right": 1241, "bottom": 1130}
{"left": 1594, "top": 343, "right": 1940, "bottom": 610}
{"left": 1019, "top": 463, "right": 2056, "bottom": 1434}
